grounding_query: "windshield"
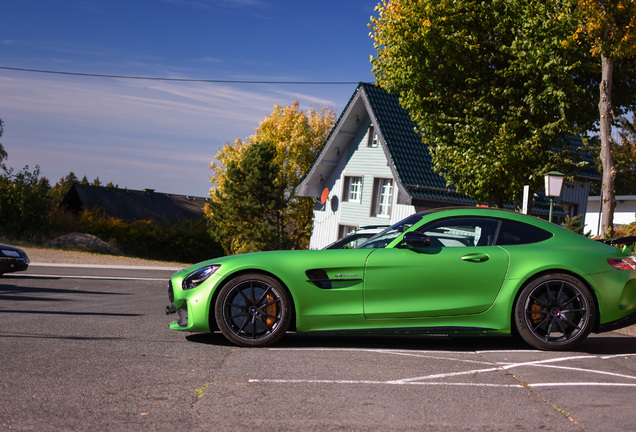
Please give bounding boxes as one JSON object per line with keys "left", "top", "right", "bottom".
{"left": 358, "top": 213, "right": 426, "bottom": 249}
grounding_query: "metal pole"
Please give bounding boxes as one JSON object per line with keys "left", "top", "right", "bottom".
{"left": 549, "top": 197, "right": 554, "bottom": 223}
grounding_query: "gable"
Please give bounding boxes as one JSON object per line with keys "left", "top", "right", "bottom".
{"left": 296, "top": 82, "right": 472, "bottom": 207}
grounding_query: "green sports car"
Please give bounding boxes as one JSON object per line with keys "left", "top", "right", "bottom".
{"left": 166, "top": 207, "right": 636, "bottom": 350}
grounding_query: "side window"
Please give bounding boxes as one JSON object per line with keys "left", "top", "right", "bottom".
{"left": 342, "top": 176, "right": 362, "bottom": 203}
{"left": 371, "top": 178, "right": 393, "bottom": 217}
{"left": 496, "top": 220, "right": 552, "bottom": 245}
{"left": 338, "top": 224, "right": 357, "bottom": 239}
{"left": 417, "top": 217, "right": 501, "bottom": 248}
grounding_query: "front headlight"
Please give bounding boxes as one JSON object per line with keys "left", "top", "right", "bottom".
{"left": 182, "top": 265, "right": 221, "bottom": 290}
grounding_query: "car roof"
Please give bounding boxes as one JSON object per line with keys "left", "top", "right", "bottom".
{"left": 0, "top": 243, "right": 23, "bottom": 251}
{"left": 412, "top": 206, "right": 575, "bottom": 235}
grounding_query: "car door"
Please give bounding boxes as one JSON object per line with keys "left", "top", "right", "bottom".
{"left": 363, "top": 217, "right": 510, "bottom": 319}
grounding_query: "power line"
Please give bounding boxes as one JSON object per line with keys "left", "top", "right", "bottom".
{"left": 0, "top": 66, "right": 359, "bottom": 85}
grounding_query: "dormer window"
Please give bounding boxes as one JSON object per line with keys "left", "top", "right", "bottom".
{"left": 367, "top": 125, "right": 379, "bottom": 148}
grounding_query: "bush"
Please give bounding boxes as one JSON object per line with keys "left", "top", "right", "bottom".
{"left": 77, "top": 208, "right": 222, "bottom": 263}
{"left": 614, "top": 221, "right": 636, "bottom": 238}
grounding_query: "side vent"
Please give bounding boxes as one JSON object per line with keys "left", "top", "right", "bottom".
{"left": 305, "top": 269, "right": 332, "bottom": 290}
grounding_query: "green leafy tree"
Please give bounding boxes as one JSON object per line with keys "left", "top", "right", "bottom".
{"left": 574, "top": 0, "right": 636, "bottom": 234}
{"left": 208, "top": 140, "right": 286, "bottom": 254}
{"left": 209, "top": 101, "right": 336, "bottom": 252}
{"left": 370, "top": 0, "right": 599, "bottom": 208}
{"left": 0, "top": 165, "right": 52, "bottom": 236}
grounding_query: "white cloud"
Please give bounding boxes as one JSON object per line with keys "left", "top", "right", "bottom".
{"left": 0, "top": 70, "right": 348, "bottom": 196}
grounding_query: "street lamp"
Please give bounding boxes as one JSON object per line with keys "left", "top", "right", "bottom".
{"left": 544, "top": 171, "right": 564, "bottom": 223}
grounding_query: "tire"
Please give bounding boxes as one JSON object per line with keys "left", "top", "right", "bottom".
{"left": 514, "top": 273, "right": 595, "bottom": 351}
{"left": 215, "top": 274, "right": 291, "bottom": 347}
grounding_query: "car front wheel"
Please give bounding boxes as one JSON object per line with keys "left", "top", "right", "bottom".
{"left": 514, "top": 273, "right": 595, "bottom": 351}
{"left": 215, "top": 274, "right": 291, "bottom": 347}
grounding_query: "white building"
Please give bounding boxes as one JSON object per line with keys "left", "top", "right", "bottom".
{"left": 585, "top": 195, "right": 636, "bottom": 236}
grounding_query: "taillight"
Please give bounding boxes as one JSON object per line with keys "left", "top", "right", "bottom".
{"left": 608, "top": 256, "right": 636, "bottom": 270}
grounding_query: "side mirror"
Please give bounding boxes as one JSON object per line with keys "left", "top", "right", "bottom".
{"left": 402, "top": 231, "right": 431, "bottom": 248}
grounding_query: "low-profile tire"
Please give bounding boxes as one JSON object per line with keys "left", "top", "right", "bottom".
{"left": 215, "top": 273, "right": 291, "bottom": 347}
{"left": 514, "top": 273, "right": 595, "bottom": 351}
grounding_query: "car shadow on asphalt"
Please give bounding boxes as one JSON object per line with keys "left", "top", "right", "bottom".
{"left": 0, "top": 282, "right": 129, "bottom": 303}
{"left": 579, "top": 333, "right": 636, "bottom": 354}
{"left": 185, "top": 331, "right": 636, "bottom": 353}
{"left": 189, "top": 332, "right": 529, "bottom": 350}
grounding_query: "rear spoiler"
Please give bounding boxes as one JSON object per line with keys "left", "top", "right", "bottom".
{"left": 599, "top": 236, "right": 636, "bottom": 253}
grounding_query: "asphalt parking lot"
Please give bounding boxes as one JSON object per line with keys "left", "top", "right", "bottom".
{"left": 2, "top": 260, "right": 636, "bottom": 431}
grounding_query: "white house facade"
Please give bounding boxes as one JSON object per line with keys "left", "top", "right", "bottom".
{"left": 306, "top": 119, "right": 417, "bottom": 249}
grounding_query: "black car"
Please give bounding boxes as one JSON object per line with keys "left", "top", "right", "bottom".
{"left": 0, "top": 244, "right": 29, "bottom": 275}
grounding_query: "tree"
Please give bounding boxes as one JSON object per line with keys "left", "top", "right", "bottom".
{"left": 369, "top": 0, "right": 599, "bottom": 208}
{"left": 0, "top": 119, "right": 7, "bottom": 163}
{"left": 574, "top": 0, "right": 636, "bottom": 234}
{"left": 0, "top": 164, "right": 52, "bottom": 236}
{"left": 207, "top": 140, "right": 285, "bottom": 254}
{"left": 208, "top": 101, "right": 336, "bottom": 253}
{"left": 254, "top": 101, "right": 336, "bottom": 246}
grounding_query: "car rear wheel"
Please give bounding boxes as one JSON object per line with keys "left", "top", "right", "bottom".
{"left": 215, "top": 274, "right": 291, "bottom": 347}
{"left": 514, "top": 273, "right": 595, "bottom": 351}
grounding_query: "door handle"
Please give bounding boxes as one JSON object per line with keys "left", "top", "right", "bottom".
{"left": 461, "top": 253, "right": 489, "bottom": 262}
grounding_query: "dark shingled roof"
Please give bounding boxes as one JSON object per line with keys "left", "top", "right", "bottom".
{"left": 61, "top": 184, "right": 207, "bottom": 222}
{"left": 361, "top": 82, "right": 475, "bottom": 205}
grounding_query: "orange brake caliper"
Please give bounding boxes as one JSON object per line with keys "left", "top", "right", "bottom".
{"left": 265, "top": 294, "right": 278, "bottom": 328}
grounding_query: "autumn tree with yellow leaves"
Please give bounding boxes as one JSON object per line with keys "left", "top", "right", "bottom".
{"left": 207, "top": 101, "right": 336, "bottom": 254}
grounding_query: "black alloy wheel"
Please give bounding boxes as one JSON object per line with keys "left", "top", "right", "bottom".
{"left": 215, "top": 274, "right": 291, "bottom": 347}
{"left": 514, "top": 273, "right": 595, "bottom": 351}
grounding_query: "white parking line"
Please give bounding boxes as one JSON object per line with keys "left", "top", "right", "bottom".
{"left": 248, "top": 378, "right": 522, "bottom": 388}
{"left": 524, "top": 363, "right": 636, "bottom": 381}
{"left": 249, "top": 348, "right": 636, "bottom": 390}
{"left": 529, "top": 382, "right": 636, "bottom": 387}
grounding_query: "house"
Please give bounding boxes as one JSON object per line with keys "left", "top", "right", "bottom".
{"left": 585, "top": 195, "right": 636, "bottom": 236}
{"left": 61, "top": 184, "right": 207, "bottom": 223}
{"left": 295, "top": 83, "right": 598, "bottom": 249}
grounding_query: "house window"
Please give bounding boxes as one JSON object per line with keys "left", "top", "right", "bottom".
{"left": 338, "top": 225, "right": 357, "bottom": 239}
{"left": 371, "top": 178, "right": 393, "bottom": 217}
{"left": 343, "top": 176, "right": 363, "bottom": 202}
{"left": 367, "top": 125, "right": 379, "bottom": 148}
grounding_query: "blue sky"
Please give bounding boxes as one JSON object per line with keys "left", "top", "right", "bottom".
{"left": 1, "top": 0, "right": 378, "bottom": 197}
